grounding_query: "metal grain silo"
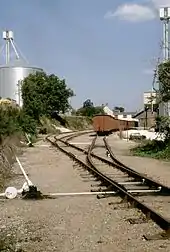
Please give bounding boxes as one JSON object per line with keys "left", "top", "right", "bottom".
{"left": 0, "top": 60, "right": 43, "bottom": 104}
{"left": 0, "top": 30, "right": 43, "bottom": 105}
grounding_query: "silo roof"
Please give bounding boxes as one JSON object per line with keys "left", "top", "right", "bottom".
{"left": 0, "top": 59, "right": 43, "bottom": 70}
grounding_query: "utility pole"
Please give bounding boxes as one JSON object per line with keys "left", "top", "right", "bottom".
{"left": 159, "top": 7, "right": 170, "bottom": 117}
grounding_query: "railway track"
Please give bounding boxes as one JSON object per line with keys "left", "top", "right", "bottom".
{"left": 46, "top": 132, "right": 170, "bottom": 239}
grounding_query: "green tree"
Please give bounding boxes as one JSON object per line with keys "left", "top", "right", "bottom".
{"left": 83, "top": 99, "right": 94, "bottom": 108}
{"left": 156, "top": 60, "right": 170, "bottom": 142}
{"left": 21, "top": 71, "right": 74, "bottom": 121}
{"left": 0, "top": 104, "right": 36, "bottom": 143}
{"left": 0, "top": 106, "right": 20, "bottom": 141}
{"left": 17, "top": 110, "right": 37, "bottom": 136}
{"left": 158, "top": 60, "right": 170, "bottom": 103}
{"left": 113, "top": 106, "right": 125, "bottom": 112}
{"left": 76, "top": 100, "right": 103, "bottom": 117}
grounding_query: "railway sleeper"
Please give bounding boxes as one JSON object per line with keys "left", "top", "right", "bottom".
{"left": 63, "top": 136, "right": 170, "bottom": 197}
{"left": 127, "top": 216, "right": 148, "bottom": 224}
{"left": 143, "top": 231, "right": 170, "bottom": 241}
{"left": 91, "top": 188, "right": 104, "bottom": 192}
{"left": 64, "top": 139, "right": 169, "bottom": 196}
{"left": 91, "top": 181, "right": 110, "bottom": 187}
{"left": 97, "top": 193, "right": 118, "bottom": 199}
{"left": 49, "top": 136, "right": 170, "bottom": 237}
{"left": 108, "top": 201, "right": 132, "bottom": 209}
{"left": 91, "top": 186, "right": 114, "bottom": 193}
{"left": 81, "top": 174, "right": 95, "bottom": 179}
{"left": 104, "top": 137, "right": 170, "bottom": 196}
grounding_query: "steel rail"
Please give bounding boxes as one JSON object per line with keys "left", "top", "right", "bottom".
{"left": 47, "top": 135, "right": 170, "bottom": 233}
{"left": 87, "top": 136, "right": 170, "bottom": 233}
{"left": 64, "top": 130, "right": 94, "bottom": 142}
{"left": 103, "top": 137, "right": 170, "bottom": 195}
{"left": 57, "top": 136, "right": 170, "bottom": 195}
{"left": 55, "top": 130, "right": 93, "bottom": 142}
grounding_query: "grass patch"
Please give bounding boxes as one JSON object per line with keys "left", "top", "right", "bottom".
{"left": 63, "top": 115, "right": 92, "bottom": 130}
{"left": 0, "top": 134, "right": 23, "bottom": 190}
{"left": 131, "top": 139, "right": 170, "bottom": 160}
{"left": 39, "top": 116, "right": 60, "bottom": 135}
{"left": 39, "top": 115, "right": 92, "bottom": 133}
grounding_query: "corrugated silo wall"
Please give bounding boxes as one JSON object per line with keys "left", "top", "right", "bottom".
{"left": 0, "top": 66, "right": 43, "bottom": 104}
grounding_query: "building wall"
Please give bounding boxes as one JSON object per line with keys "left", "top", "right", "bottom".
{"left": 135, "top": 110, "right": 156, "bottom": 128}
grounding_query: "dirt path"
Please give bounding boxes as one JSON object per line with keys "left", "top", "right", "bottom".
{"left": 0, "top": 135, "right": 170, "bottom": 251}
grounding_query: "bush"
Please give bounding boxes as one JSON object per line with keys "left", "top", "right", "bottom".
{"left": 0, "top": 104, "right": 37, "bottom": 143}
{"left": 63, "top": 116, "right": 92, "bottom": 130}
{"left": 131, "top": 139, "right": 170, "bottom": 160}
{"left": 0, "top": 104, "right": 37, "bottom": 190}
{"left": 76, "top": 106, "right": 103, "bottom": 117}
{"left": 17, "top": 110, "right": 37, "bottom": 136}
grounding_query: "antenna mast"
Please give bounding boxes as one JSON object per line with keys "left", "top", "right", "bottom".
{"left": 159, "top": 7, "right": 170, "bottom": 117}
{"left": 2, "top": 30, "right": 20, "bottom": 64}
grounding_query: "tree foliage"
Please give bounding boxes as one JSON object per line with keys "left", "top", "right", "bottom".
{"left": 155, "top": 116, "right": 170, "bottom": 142}
{"left": 83, "top": 99, "right": 94, "bottom": 108}
{"left": 21, "top": 71, "right": 74, "bottom": 121}
{"left": 158, "top": 61, "right": 170, "bottom": 102}
{"left": 0, "top": 71, "right": 74, "bottom": 144}
{"left": 0, "top": 104, "right": 36, "bottom": 143}
{"left": 113, "top": 106, "right": 125, "bottom": 112}
{"left": 76, "top": 99, "right": 103, "bottom": 117}
{"left": 76, "top": 106, "right": 103, "bottom": 117}
{"left": 157, "top": 60, "right": 170, "bottom": 142}
{"left": 0, "top": 105, "right": 19, "bottom": 139}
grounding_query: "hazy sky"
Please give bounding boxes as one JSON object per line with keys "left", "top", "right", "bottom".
{"left": 0, "top": 0, "right": 169, "bottom": 111}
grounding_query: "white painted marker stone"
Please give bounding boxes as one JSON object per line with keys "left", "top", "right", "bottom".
{"left": 5, "top": 187, "right": 18, "bottom": 199}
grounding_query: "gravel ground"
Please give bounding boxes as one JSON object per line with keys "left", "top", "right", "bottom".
{"left": 0, "top": 133, "right": 170, "bottom": 251}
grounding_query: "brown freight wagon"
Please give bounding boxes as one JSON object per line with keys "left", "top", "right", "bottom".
{"left": 92, "top": 115, "right": 118, "bottom": 135}
{"left": 92, "top": 115, "right": 137, "bottom": 136}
